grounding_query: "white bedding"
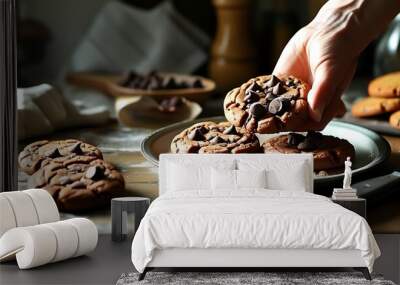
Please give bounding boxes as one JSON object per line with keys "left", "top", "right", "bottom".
{"left": 131, "top": 190, "right": 380, "bottom": 273}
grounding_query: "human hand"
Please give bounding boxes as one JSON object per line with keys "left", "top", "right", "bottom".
{"left": 273, "top": 0, "right": 400, "bottom": 130}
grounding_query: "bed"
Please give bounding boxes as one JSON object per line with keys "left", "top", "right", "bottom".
{"left": 131, "top": 154, "right": 380, "bottom": 280}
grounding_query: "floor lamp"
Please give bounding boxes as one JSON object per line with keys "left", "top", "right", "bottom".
{"left": 0, "top": 0, "right": 17, "bottom": 192}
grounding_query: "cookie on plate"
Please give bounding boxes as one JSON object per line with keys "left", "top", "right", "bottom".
{"left": 224, "top": 75, "right": 311, "bottom": 133}
{"left": 351, "top": 97, "right": 400, "bottom": 118}
{"left": 389, "top": 110, "right": 400, "bottom": 129}
{"left": 18, "top": 139, "right": 103, "bottom": 175}
{"left": 171, "top": 121, "right": 261, "bottom": 154}
{"left": 262, "top": 131, "right": 355, "bottom": 172}
{"left": 368, "top": 72, "right": 400, "bottom": 98}
{"left": 28, "top": 155, "right": 125, "bottom": 212}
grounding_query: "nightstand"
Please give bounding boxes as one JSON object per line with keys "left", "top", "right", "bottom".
{"left": 331, "top": 198, "right": 367, "bottom": 219}
{"left": 111, "top": 197, "right": 150, "bottom": 242}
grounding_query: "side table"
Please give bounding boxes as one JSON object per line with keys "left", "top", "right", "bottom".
{"left": 111, "top": 197, "right": 150, "bottom": 242}
{"left": 331, "top": 198, "right": 367, "bottom": 219}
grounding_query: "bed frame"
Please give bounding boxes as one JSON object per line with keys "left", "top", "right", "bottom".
{"left": 138, "top": 154, "right": 372, "bottom": 281}
{"left": 139, "top": 248, "right": 371, "bottom": 280}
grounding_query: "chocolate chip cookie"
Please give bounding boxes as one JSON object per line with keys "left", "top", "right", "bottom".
{"left": 28, "top": 155, "right": 125, "bottom": 212}
{"left": 389, "top": 110, "right": 400, "bottom": 129}
{"left": 171, "top": 121, "right": 261, "bottom": 154}
{"left": 18, "top": 139, "right": 103, "bottom": 175}
{"left": 351, "top": 97, "right": 400, "bottom": 118}
{"left": 263, "top": 132, "right": 355, "bottom": 172}
{"left": 368, "top": 71, "right": 400, "bottom": 98}
{"left": 224, "top": 75, "right": 310, "bottom": 133}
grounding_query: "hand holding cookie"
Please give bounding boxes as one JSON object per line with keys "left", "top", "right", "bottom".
{"left": 224, "top": 75, "right": 312, "bottom": 133}
{"left": 274, "top": 0, "right": 400, "bottom": 129}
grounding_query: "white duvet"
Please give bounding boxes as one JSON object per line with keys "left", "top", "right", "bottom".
{"left": 131, "top": 190, "right": 380, "bottom": 273}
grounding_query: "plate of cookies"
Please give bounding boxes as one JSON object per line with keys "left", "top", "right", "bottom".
{"left": 141, "top": 74, "right": 390, "bottom": 186}
{"left": 66, "top": 70, "right": 216, "bottom": 102}
{"left": 349, "top": 71, "right": 400, "bottom": 135}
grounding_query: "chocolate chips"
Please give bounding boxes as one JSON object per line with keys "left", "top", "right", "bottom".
{"left": 286, "top": 132, "right": 322, "bottom": 151}
{"left": 247, "top": 81, "right": 262, "bottom": 93}
{"left": 164, "top": 77, "right": 178, "bottom": 89}
{"left": 209, "top": 136, "right": 225, "bottom": 144}
{"left": 265, "top": 92, "right": 275, "bottom": 101}
{"left": 287, "top": 133, "right": 305, "bottom": 146}
{"left": 285, "top": 77, "right": 299, "bottom": 87}
{"left": 244, "top": 75, "right": 301, "bottom": 121}
{"left": 69, "top": 142, "right": 83, "bottom": 155}
{"left": 307, "top": 130, "right": 323, "bottom": 140}
{"left": 268, "top": 98, "right": 283, "bottom": 115}
{"left": 264, "top": 75, "right": 279, "bottom": 88}
{"left": 249, "top": 102, "right": 267, "bottom": 119}
{"left": 45, "top": 148, "right": 61, "bottom": 159}
{"left": 244, "top": 91, "right": 260, "bottom": 104}
{"left": 85, "top": 165, "right": 105, "bottom": 180}
{"left": 193, "top": 79, "right": 203, "bottom": 88}
{"left": 272, "top": 82, "right": 284, "bottom": 95}
{"left": 245, "top": 81, "right": 264, "bottom": 104}
{"left": 223, "top": 125, "right": 237, "bottom": 135}
{"left": 120, "top": 70, "right": 204, "bottom": 90}
{"left": 297, "top": 138, "right": 317, "bottom": 151}
{"left": 188, "top": 128, "right": 205, "bottom": 141}
{"left": 158, "top": 97, "right": 183, "bottom": 113}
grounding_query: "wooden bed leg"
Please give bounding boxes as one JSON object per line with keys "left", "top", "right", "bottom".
{"left": 138, "top": 268, "right": 148, "bottom": 281}
{"left": 354, "top": 267, "right": 371, "bottom": 280}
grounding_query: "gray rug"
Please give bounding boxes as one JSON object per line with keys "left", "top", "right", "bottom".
{"left": 117, "top": 272, "right": 395, "bottom": 285}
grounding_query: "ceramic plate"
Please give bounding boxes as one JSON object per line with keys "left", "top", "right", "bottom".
{"left": 141, "top": 116, "right": 390, "bottom": 184}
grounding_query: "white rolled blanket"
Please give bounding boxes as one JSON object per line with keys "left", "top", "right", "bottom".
{"left": 0, "top": 189, "right": 59, "bottom": 237}
{"left": 0, "top": 218, "right": 98, "bottom": 269}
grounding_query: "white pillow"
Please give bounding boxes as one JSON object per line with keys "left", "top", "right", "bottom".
{"left": 211, "top": 169, "right": 267, "bottom": 191}
{"left": 167, "top": 160, "right": 235, "bottom": 192}
{"left": 211, "top": 168, "right": 236, "bottom": 190}
{"left": 266, "top": 161, "right": 308, "bottom": 192}
{"left": 237, "top": 157, "right": 311, "bottom": 192}
{"left": 236, "top": 169, "right": 267, "bottom": 189}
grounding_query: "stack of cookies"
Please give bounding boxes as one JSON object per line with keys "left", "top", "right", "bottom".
{"left": 18, "top": 139, "right": 125, "bottom": 212}
{"left": 171, "top": 74, "right": 355, "bottom": 175}
{"left": 351, "top": 71, "right": 400, "bottom": 129}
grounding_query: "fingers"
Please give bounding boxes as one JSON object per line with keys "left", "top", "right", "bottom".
{"left": 306, "top": 98, "right": 346, "bottom": 131}
{"left": 308, "top": 59, "right": 357, "bottom": 122}
{"left": 273, "top": 28, "right": 310, "bottom": 81}
{"left": 307, "top": 63, "right": 337, "bottom": 122}
{"left": 335, "top": 99, "right": 346, "bottom": 117}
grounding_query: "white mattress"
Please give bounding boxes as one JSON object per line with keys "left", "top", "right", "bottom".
{"left": 131, "top": 190, "right": 380, "bottom": 273}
